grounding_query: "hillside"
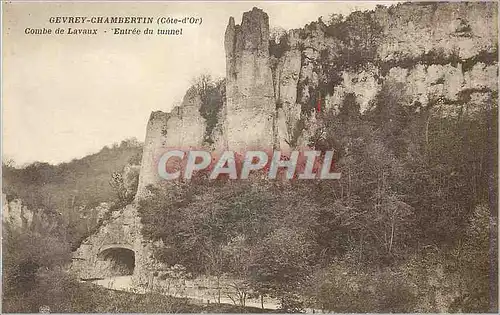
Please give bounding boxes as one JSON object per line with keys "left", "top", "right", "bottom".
{"left": 2, "top": 2, "right": 498, "bottom": 313}
{"left": 2, "top": 138, "right": 142, "bottom": 248}
{"left": 3, "top": 138, "right": 142, "bottom": 211}
{"left": 131, "top": 3, "right": 498, "bottom": 312}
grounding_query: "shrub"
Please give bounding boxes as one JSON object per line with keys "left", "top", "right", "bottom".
{"left": 194, "top": 75, "right": 225, "bottom": 145}
{"left": 269, "top": 32, "right": 291, "bottom": 59}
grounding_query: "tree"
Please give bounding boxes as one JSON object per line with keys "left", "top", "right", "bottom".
{"left": 248, "top": 227, "right": 312, "bottom": 312}
{"left": 3, "top": 209, "right": 72, "bottom": 312}
{"left": 109, "top": 171, "right": 127, "bottom": 202}
{"left": 191, "top": 74, "right": 225, "bottom": 144}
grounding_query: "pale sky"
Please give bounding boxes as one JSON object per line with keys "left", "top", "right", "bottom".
{"left": 3, "top": 1, "right": 395, "bottom": 166}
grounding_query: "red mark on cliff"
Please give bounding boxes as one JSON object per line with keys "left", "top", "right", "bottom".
{"left": 317, "top": 96, "right": 321, "bottom": 112}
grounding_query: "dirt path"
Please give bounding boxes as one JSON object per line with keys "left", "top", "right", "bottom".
{"left": 90, "top": 276, "right": 280, "bottom": 310}
{"left": 91, "top": 276, "right": 134, "bottom": 291}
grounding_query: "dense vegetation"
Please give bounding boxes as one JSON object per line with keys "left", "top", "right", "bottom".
{"left": 2, "top": 139, "right": 144, "bottom": 312}
{"left": 138, "top": 79, "right": 497, "bottom": 312}
{"left": 194, "top": 74, "right": 225, "bottom": 145}
{"left": 3, "top": 139, "right": 142, "bottom": 247}
{"left": 4, "top": 256, "right": 268, "bottom": 313}
{"left": 3, "top": 3, "right": 498, "bottom": 313}
{"left": 2, "top": 194, "right": 271, "bottom": 313}
{"left": 3, "top": 138, "right": 142, "bottom": 210}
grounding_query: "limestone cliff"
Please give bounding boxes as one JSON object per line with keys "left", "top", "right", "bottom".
{"left": 136, "top": 87, "right": 207, "bottom": 197}
{"left": 136, "top": 8, "right": 278, "bottom": 197}
{"left": 1, "top": 193, "right": 70, "bottom": 233}
{"left": 136, "top": 2, "right": 498, "bottom": 197}
{"left": 224, "top": 7, "right": 276, "bottom": 151}
{"left": 70, "top": 2, "right": 498, "bottom": 294}
{"left": 272, "top": 2, "right": 497, "bottom": 145}
{"left": 2, "top": 193, "right": 34, "bottom": 230}
{"left": 70, "top": 204, "right": 163, "bottom": 286}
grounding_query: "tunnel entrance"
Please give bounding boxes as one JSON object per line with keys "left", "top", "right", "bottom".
{"left": 97, "top": 247, "right": 135, "bottom": 276}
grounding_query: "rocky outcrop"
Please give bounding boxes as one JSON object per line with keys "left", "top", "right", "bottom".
{"left": 375, "top": 2, "right": 497, "bottom": 60}
{"left": 2, "top": 193, "right": 65, "bottom": 232}
{"left": 271, "top": 2, "right": 497, "bottom": 145}
{"left": 136, "top": 7, "right": 280, "bottom": 195}
{"left": 135, "top": 88, "right": 207, "bottom": 198}
{"left": 136, "top": 111, "right": 169, "bottom": 199}
{"left": 273, "top": 47, "right": 302, "bottom": 150}
{"left": 123, "top": 164, "right": 141, "bottom": 200}
{"left": 224, "top": 8, "right": 276, "bottom": 151}
{"left": 70, "top": 204, "right": 166, "bottom": 287}
{"left": 2, "top": 194, "right": 33, "bottom": 229}
{"left": 134, "top": 2, "right": 497, "bottom": 197}
{"left": 323, "top": 61, "right": 497, "bottom": 114}
{"left": 72, "top": 2, "right": 498, "bottom": 294}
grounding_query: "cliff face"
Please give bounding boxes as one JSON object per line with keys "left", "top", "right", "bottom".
{"left": 2, "top": 193, "right": 69, "bottom": 232}
{"left": 136, "top": 8, "right": 279, "bottom": 197}
{"left": 3, "top": 194, "right": 34, "bottom": 229}
{"left": 136, "top": 88, "right": 207, "bottom": 197}
{"left": 272, "top": 2, "right": 497, "bottom": 145}
{"left": 70, "top": 2, "right": 498, "bottom": 294}
{"left": 224, "top": 8, "right": 276, "bottom": 151}
{"left": 136, "top": 2, "right": 498, "bottom": 197}
{"left": 375, "top": 2, "right": 497, "bottom": 60}
{"left": 70, "top": 204, "right": 163, "bottom": 286}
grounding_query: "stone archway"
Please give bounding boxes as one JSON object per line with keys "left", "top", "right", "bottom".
{"left": 97, "top": 247, "right": 135, "bottom": 276}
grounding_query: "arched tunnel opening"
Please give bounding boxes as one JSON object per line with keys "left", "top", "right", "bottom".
{"left": 97, "top": 247, "right": 135, "bottom": 276}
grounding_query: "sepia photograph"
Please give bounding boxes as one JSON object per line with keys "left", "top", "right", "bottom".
{"left": 2, "top": 0, "right": 498, "bottom": 313}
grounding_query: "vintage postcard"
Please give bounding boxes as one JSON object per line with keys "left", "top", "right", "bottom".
{"left": 2, "top": 0, "right": 498, "bottom": 313}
